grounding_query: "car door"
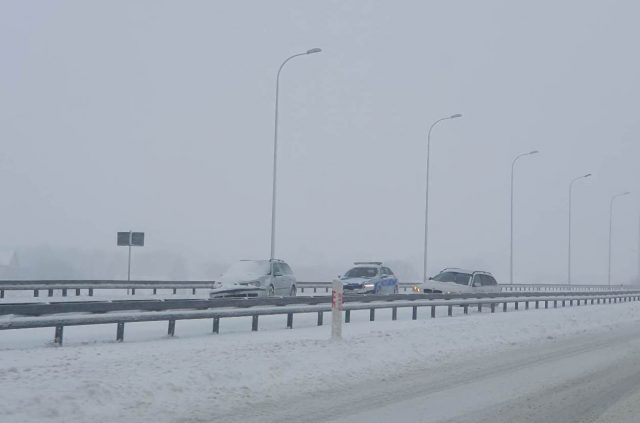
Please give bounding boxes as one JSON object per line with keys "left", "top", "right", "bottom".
{"left": 271, "top": 262, "right": 285, "bottom": 294}
{"left": 382, "top": 267, "right": 398, "bottom": 294}
{"left": 280, "top": 262, "right": 295, "bottom": 295}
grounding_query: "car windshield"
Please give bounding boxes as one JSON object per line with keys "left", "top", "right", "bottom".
{"left": 432, "top": 271, "right": 472, "bottom": 285}
{"left": 344, "top": 267, "right": 378, "bottom": 278}
{"left": 219, "top": 260, "right": 270, "bottom": 283}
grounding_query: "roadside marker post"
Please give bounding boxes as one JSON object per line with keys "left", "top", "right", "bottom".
{"left": 331, "top": 278, "right": 343, "bottom": 340}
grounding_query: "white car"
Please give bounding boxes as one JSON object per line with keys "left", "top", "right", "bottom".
{"left": 412, "top": 268, "right": 500, "bottom": 294}
{"left": 209, "top": 259, "right": 297, "bottom": 298}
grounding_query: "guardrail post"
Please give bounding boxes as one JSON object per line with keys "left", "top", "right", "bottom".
{"left": 0, "top": 290, "right": 3, "bottom": 299}
{"left": 503, "top": 302, "right": 507, "bottom": 312}
{"left": 591, "top": 299, "right": 594, "bottom": 305}
{"left": 535, "top": 300, "right": 539, "bottom": 309}
{"left": 34, "top": 289, "right": 39, "bottom": 297}
{"left": 317, "top": 311, "right": 323, "bottom": 326}
{"left": 431, "top": 305, "right": 436, "bottom": 318}
{"left": 412, "top": 306, "right": 418, "bottom": 320}
{"left": 477, "top": 304, "right": 482, "bottom": 312}
{"left": 251, "top": 315, "right": 258, "bottom": 331}
{"left": 173, "top": 288, "right": 177, "bottom": 295}
{"left": 75, "top": 289, "right": 80, "bottom": 296}
{"left": 463, "top": 305, "right": 468, "bottom": 315}
{"left": 153, "top": 288, "right": 157, "bottom": 295}
{"left": 168, "top": 320, "right": 176, "bottom": 336}
{"left": 325, "top": 287, "right": 328, "bottom": 293}
{"left": 54, "top": 325, "right": 64, "bottom": 346}
{"left": 392, "top": 307, "right": 397, "bottom": 321}
{"left": 562, "top": 300, "right": 566, "bottom": 307}
{"left": 525, "top": 301, "right": 529, "bottom": 310}
{"left": 131, "top": 289, "right": 136, "bottom": 295}
{"left": 345, "top": 310, "right": 351, "bottom": 323}
{"left": 212, "top": 317, "right": 220, "bottom": 334}
{"left": 48, "top": 289, "right": 53, "bottom": 297}
{"left": 369, "top": 309, "right": 375, "bottom": 322}
{"left": 448, "top": 305, "right": 453, "bottom": 316}
{"left": 287, "top": 312, "right": 293, "bottom": 329}
{"left": 515, "top": 302, "right": 519, "bottom": 310}
{"left": 313, "top": 287, "right": 317, "bottom": 294}
{"left": 569, "top": 299, "right": 573, "bottom": 306}
{"left": 116, "top": 322, "right": 125, "bottom": 342}
{"left": 491, "top": 303, "right": 496, "bottom": 313}
{"left": 192, "top": 288, "right": 196, "bottom": 295}
{"left": 89, "top": 288, "right": 93, "bottom": 296}
{"left": 62, "top": 288, "right": 67, "bottom": 297}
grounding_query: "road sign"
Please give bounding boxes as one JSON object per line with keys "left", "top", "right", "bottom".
{"left": 117, "top": 232, "right": 144, "bottom": 246}
{"left": 117, "top": 231, "right": 145, "bottom": 284}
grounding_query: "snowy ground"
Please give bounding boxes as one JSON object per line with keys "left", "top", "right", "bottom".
{"left": 2, "top": 301, "right": 640, "bottom": 422}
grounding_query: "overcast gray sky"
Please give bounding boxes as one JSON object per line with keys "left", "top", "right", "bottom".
{"left": 1, "top": 0, "right": 639, "bottom": 283}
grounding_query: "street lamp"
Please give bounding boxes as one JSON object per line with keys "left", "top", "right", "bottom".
{"left": 423, "top": 113, "right": 463, "bottom": 283}
{"left": 608, "top": 191, "right": 631, "bottom": 286}
{"left": 270, "top": 48, "right": 322, "bottom": 261}
{"left": 567, "top": 173, "right": 591, "bottom": 284}
{"left": 509, "top": 150, "right": 539, "bottom": 284}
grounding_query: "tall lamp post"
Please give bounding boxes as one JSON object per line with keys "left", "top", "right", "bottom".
{"left": 509, "top": 150, "right": 539, "bottom": 284}
{"left": 567, "top": 173, "right": 591, "bottom": 284}
{"left": 270, "top": 48, "right": 322, "bottom": 261}
{"left": 608, "top": 191, "right": 630, "bottom": 286}
{"left": 423, "top": 114, "right": 462, "bottom": 283}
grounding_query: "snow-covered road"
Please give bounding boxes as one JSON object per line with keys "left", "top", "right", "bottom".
{"left": 2, "top": 301, "right": 640, "bottom": 422}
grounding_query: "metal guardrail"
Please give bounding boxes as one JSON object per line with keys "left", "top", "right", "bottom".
{"left": 2, "top": 290, "right": 639, "bottom": 316}
{"left": 0, "top": 280, "right": 215, "bottom": 298}
{"left": 2, "top": 290, "right": 639, "bottom": 345}
{"left": 0, "top": 279, "right": 628, "bottom": 299}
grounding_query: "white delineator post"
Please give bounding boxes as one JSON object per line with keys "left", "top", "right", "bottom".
{"left": 331, "top": 278, "right": 343, "bottom": 340}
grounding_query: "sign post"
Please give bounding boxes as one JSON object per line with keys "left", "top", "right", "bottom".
{"left": 331, "top": 278, "right": 343, "bottom": 340}
{"left": 117, "top": 231, "right": 144, "bottom": 288}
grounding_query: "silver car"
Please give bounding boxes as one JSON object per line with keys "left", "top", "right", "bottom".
{"left": 209, "top": 259, "right": 297, "bottom": 298}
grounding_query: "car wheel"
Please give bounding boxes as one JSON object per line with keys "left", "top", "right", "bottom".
{"left": 267, "top": 285, "right": 275, "bottom": 297}
{"left": 289, "top": 285, "right": 297, "bottom": 297}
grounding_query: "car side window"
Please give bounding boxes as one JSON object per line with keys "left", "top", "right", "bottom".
{"left": 472, "top": 275, "right": 483, "bottom": 287}
{"left": 280, "top": 263, "right": 293, "bottom": 275}
{"left": 381, "top": 267, "right": 391, "bottom": 276}
{"left": 272, "top": 263, "right": 283, "bottom": 275}
{"left": 383, "top": 267, "right": 395, "bottom": 276}
{"left": 485, "top": 275, "right": 497, "bottom": 286}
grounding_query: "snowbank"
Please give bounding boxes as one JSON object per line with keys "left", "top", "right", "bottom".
{"left": 1, "top": 302, "right": 640, "bottom": 422}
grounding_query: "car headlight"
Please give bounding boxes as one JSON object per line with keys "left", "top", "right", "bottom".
{"left": 363, "top": 283, "right": 375, "bottom": 289}
{"left": 249, "top": 280, "right": 262, "bottom": 287}
{"left": 412, "top": 285, "right": 422, "bottom": 293}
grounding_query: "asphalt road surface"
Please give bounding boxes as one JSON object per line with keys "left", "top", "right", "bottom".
{"left": 225, "top": 323, "right": 640, "bottom": 423}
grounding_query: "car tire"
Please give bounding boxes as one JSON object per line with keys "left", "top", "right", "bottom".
{"left": 267, "top": 285, "right": 275, "bottom": 297}
{"left": 289, "top": 285, "right": 296, "bottom": 297}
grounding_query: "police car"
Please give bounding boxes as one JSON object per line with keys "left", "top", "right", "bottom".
{"left": 339, "top": 262, "right": 399, "bottom": 295}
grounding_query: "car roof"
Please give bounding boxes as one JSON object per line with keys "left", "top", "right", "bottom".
{"left": 440, "top": 268, "right": 493, "bottom": 276}
{"left": 239, "top": 259, "right": 287, "bottom": 263}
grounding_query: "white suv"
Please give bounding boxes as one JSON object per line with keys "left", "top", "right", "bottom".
{"left": 210, "top": 259, "right": 297, "bottom": 298}
{"left": 413, "top": 268, "right": 500, "bottom": 294}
